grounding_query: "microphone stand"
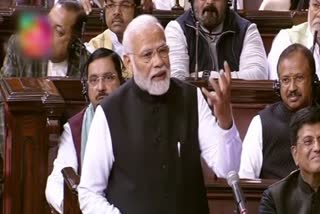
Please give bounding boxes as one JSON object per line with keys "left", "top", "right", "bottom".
{"left": 195, "top": 21, "right": 199, "bottom": 80}
{"left": 171, "top": 0, "right": 184, "bottom": 11}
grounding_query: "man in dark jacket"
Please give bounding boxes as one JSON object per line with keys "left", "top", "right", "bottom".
{"left": 259, "top": 106, "right": 320, "bottom": 214}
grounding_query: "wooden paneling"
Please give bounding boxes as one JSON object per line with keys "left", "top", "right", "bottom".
{"left": 0, "top": 78, "right": 65, "bottom": 214}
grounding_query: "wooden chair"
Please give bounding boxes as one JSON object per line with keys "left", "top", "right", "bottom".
{"left": 62, "top": 167, "right": 81, "bottom": 214}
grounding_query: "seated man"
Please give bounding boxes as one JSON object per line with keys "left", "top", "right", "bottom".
{"left": 1, "top": 0, "right": 87, "bottom": 77}
{"left": 45, "top": 48, "right": 124, "bottom": 213}
{"left": 84, "top": 0, "right": 141, "bottom": 79}
{"left": 268, "top": 0, "right": 319, "bottom": 80}
{"left": 259, "top": 106, "right": 320, "bottom": 214}
{"left": 165, "top": 0, "right": 268, "bottom": 80}
{"left": 85, "top": 0, "right": 140, "bottom": 57}
{"left": 239, "top": 44, "right": 319, "bottom": 179}
{"left": 78, "top": 15, "right": 241, "bottom": 214}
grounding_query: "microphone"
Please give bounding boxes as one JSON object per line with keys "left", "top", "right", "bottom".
{"left": 227, "top": 171, "right": 247, "bottom": 214}
{"left": 195, "top": 21, "right": 199, "bottom": 80}
{"left": 311, "top": 30, "right": 318, "bottom": 55}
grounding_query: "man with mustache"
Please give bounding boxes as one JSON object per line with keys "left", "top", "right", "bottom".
{"left": 268, "top": 0, "right": 320, "bottom": 80}
{"left": 46, "top": 48, "right": 123, "bottom": 213}
{"left": 239, "top": 44, "right": 319, "bottom": 179}
{"left": 259, "top": 106, "right": 320, "bottom": 214}
{"left": 85, "top": 0, "right": 140, "bottom": 79}
{"left": 78, "top": 15, "right": 242, "bottom": 214}
{"left": 165, "top": 0, "right": 268, "bottom": 80}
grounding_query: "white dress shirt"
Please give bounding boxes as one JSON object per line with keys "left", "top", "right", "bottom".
{"left": 47, "top": 60, "right": 68, "bottom": 77}
{"left": 78, "top": 88, "right": 242, "bottom": 214}
{"left": 45, "top": 123, "right": 78, "bottom": 213}
{"left": 165, "top": 21, "right": 268, "bottom": 80}
{"left": 239, "top": 115, "right": 263, "bottom": 179}
{"left": 268, "top": 25, "right": 320, "bottom": 80}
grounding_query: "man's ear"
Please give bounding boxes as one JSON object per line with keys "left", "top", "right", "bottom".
{"left": 123, "top": 54, "right": 133, "bottom": 73}
{"left": 291, "top": 145, "right": 299, "bottom": 167}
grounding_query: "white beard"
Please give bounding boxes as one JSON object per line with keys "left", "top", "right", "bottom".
{"left": 132, "top": 62, "right": 170, "bottom": 95}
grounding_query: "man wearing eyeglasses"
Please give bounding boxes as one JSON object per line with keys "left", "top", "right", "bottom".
{"left": 78, "top": 15, "right": 242, "bottom": 214}
{"left": 239, "top": 43, "right": 319, "bottom": 180}
{"left": 45, "top": 48, "right": 123, "bottom": 214}
{"left": 83, "top": 0, "right": 140, "bottom": 79}
{"left": 85, "top": 0, "right": 139, "bottom": 56}
{"left": 259, "top": 106, "right": 320, "bottom": 214}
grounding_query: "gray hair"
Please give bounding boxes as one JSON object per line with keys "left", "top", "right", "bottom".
{"left": 123, "top": 14, "right": 164, "bottom": 53}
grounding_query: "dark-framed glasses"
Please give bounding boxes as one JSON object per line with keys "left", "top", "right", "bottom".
{"left": 88, "top": 73, "right": 118, "bottom": 86}
{"left": 105, "top": 1, "right": 135, "bottom": 11}
{"left": 128, "top": 45, "right": 170, "bottom": 64}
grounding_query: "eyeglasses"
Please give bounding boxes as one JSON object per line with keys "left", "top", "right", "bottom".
{"left": 279, "top": 75, "right": 307, "bottom": 87}
{"left": 105, "top": 1, "right": 135, "bottom": 11}
{"left": 88, "top": 73, "right": 118, "bottom": 86}
{"left": 297, "top": 137, "right": 320, "bottom": 148}
{"left": 128, "top": 45, "right": 170, "bottom": 63}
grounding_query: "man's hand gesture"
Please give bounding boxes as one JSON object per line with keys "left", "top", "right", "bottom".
{"left": 202, "top": 61, "right": 233, "bottom": 130}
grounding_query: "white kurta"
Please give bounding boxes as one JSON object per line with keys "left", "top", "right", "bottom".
{"left": 239, "top": 115, "right": 263, "bottom": 179}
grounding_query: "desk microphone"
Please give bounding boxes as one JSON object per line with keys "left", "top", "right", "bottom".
{"left": 311, "top": 30, "right": 318, "bottom": 55}
{"left": 227, "top": 171, "right": 248, "bottom": 214}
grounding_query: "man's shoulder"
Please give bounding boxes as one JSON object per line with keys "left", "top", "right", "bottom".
{"left": 283, "top": 22, "right": 309, "bottom": 44}
{"left": 286, "top": 22, "right": 309, "bottom": 34}
{"left": 268, "top": 170, "right": 300, "bottom": 194}
{"left": 87, "top": 29, "right": 113, "bottom": 51}
{"left": 175, "top": 9, "right": 194, "bottom": 27}
{"left": 68, "top": 108, "right": 87, "bottom": 124}
{"left": 259, "top": 101, "right": 282, "bottom": 115}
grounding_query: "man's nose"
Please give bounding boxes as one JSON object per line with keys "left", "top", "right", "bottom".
{"left": 288, "top": 79, "right": 297, "bottom": 91}
{"left": 314, "top": 138, "right": 320, "bottom": 151}
{"left": 97, "top": 79, "right": 107, "bottom": 91}
{"left": 151, "top": 51, "right": 166, "bottom": 66}
{"left": 113, "top": 5, "right": 121, "bottom": 14}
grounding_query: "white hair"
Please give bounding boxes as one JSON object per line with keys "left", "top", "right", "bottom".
{"left": 123, "top": 14, "right": 164, "bottom": 53}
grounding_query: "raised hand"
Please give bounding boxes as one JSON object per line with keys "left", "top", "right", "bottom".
{"left": 201, "top": 61, "right": 233, "bottom": 130}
